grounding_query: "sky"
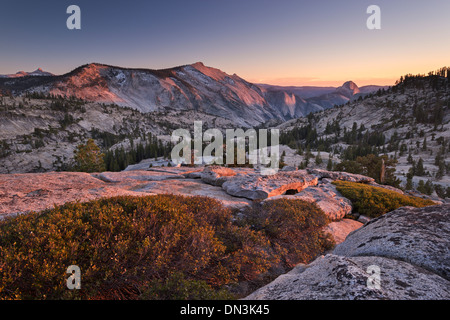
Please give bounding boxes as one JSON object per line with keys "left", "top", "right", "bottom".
{"left": 0, "top": 0, "right": 449, "bottom": 86}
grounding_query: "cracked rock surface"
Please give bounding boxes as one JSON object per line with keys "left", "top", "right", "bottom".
{"left": 245, "top": 204, "right": 450, "bottom": 300}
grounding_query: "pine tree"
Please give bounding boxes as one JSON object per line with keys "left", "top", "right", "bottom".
{"left": 415, "top": 158, "right": 425, "bottom": 176}
{"left": 73, "top": 139, "right": 106, "bottom": 173}
{"left": 417, "top": 180, "right": 426, "bottom": 194}
{"left": 315, "top": 151, "right": 323, "bottom": 165}
{"left": 436, "top": 161, "right": 445, "bottom": 180}
{"left": 327, "top": 154, "right": 333, "bottom": 171}
{"left": 407, "top": 153, "right": 413, "bottom": 164}
{"left": 405, "top": 177, "right": 413, "bottom": 190}
{"left": 424, "top": 180, "right": 434, "bottom": 195}
{"left": 434, "top": 184, "right": 445, "bottom": 199}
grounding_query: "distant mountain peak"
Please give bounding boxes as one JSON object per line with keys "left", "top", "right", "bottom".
{"left": 189, "top": 61, "right": 229, "bottom": 82}
{"left": 0, "top": 68, "right": 54, "bottom": 78}
{"left": 342, "top": 80, "right": 358, "bottom": 89}
{"left": 337, "top": 81, "right": 360, "bottom": 96}
{"left": 191, "top": 61, "right": 205, "bottom": 67}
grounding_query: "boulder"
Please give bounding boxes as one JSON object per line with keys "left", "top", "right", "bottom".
{"left": 183, "top": 171, "right": 203, "bottom": 179}
{"left": 244, "top": 254, "right": 450, "bottom": 300}
{"left": 200, "top": 166, "right": 237, "bottom": 186}
{"left": 222, "top": 170, "right": 318, "bottom": 200}
{"left": 293, "top": 183, "right": 353, "bottom": 220}
{"left": 307, "top": 168, "right": 375, "bottom": 183}
{"left": 263, "top": 183, "right": 352, "bottom": 221}
{"left": 334, "top": 204, "right": 450, "bottom": 280}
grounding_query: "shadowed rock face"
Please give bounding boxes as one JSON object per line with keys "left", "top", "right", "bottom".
{"left": 244, "top": 204, "right": 450, "bottom": 300}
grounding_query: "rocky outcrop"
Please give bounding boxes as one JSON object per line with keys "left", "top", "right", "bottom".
{"left": 200, "top": 166, "right": 237, "bottom": 186}
{"left": 263, "top": 183, "right": 353, "bottom": 221}
{"left": 293, "top": 183, "right": 353, "bottom": 220}
{"left": 1, "top": 166, "right": 359, "bottom": 218}
{"left": 244, "top": 254, "right": 450, "bottom": 300}
{"left": 0, "top": 171, "right": 149, "bottom": 219}
{"left": 222, "top": 170, "right": 318, "bottom": 200}
{"left": 132, "top": 178, "right": 252, "bottom": 210}
{"left": 245, "top": 204, "right": 450, "bottom": 300}
{"left": 307, "top": 168, "right": 375, "bottom": 183}
{"left": 0, "top": 169, "right": 253, "bottom": 219}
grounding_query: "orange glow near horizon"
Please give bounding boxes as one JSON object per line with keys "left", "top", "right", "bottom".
{"left": 239, "top": 60, "right": 450, "bottom": 87}
{"left": 245, "top": 76, "right": 397, "bottom": 87}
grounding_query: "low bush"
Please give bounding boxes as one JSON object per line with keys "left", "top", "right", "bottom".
{"left": 240, "top": 199, "right": 335, "bottom": 268}
{"left": 333, "top": 181, "right": 435, "bottom": 218}
{"left": 0, "top": 195, "right": 333, "bottom": 300}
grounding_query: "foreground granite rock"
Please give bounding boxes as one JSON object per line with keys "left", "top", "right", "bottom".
{"left": 244, "top": 204, "right": 450, "bottom": 300}
{"left": 263, "top": 184, "right": 353, "bottom": 221}
{"left": 0, "top": 171, "right": 149, "bottom": 218}
{"left": 222, "top": 170, "right": 318, "bottom": 200}
{"left": 334, "top": 204, "right": 450, "bottom": 280}
{"left": 0, "top": 169, "right": 252, "bottom": 219}
{"left": 244, "top": 254, "right": 450, "bottom": 300}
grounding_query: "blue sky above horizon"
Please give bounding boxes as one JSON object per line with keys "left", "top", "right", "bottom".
{"left": 1, "top": 0, "right": 449, "bottom": 86}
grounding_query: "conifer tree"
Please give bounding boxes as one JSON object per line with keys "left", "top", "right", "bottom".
{"left": 327, "top": 154, "right": 333, "bottom": 171}
{"left": 74, "top": 139, "right": 106, "bottom": 173}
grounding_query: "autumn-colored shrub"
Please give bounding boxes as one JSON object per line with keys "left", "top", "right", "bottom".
{"left": 0, "top": 195, "right": 273, "bottom": 300}
{"left": 333, "top": 181, "right": 435, "bottom": 218}
{"left": 240, "top": 199, "right": 335, "bottom": 269}
{"left": 0, "top": 195, "right": 336, "bottom": 300}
